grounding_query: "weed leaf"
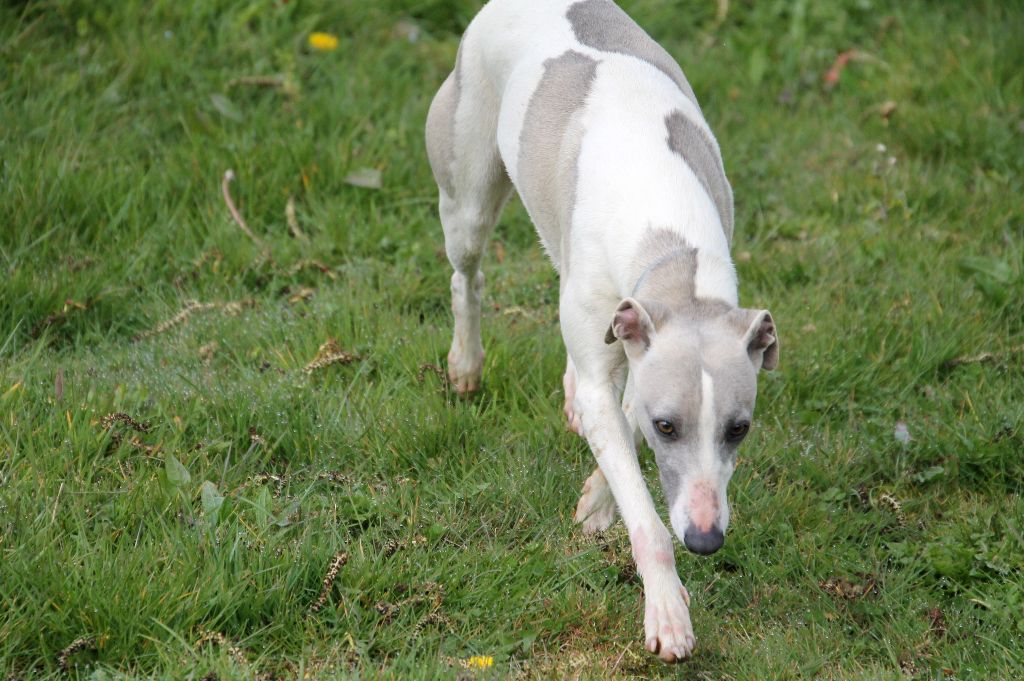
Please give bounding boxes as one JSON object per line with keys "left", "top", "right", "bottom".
{"left": 164, "top": 453, "right": 191, "bottom": 488}
{"left": 201, "top": 481, "right": 224, "bottom": 523}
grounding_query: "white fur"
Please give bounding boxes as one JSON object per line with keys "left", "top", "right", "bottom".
{"left": 431, "top": 0, "right": 746, "bottom": 662}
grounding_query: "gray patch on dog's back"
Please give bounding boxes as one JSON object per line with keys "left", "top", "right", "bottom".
{"left": 425, "top": 45, "right": 462, "bottom": 198}
{"left": 665, "top": 111, "right": 734, "bottom": 241}
{"left": 567, "top": 0, "right": 698, "bottom": 107}
{"left": 518, "top": 50, "right": 598, "bottom": 267}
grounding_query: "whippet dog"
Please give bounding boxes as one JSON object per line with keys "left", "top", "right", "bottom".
{"left": 426, "top": 0, "right": 778, "bottom": 662}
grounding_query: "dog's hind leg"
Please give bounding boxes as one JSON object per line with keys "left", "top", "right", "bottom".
{"left": 573, "top": 372, "right": 639, "bottom": 533}
{"left": 563, "top": 355, "right": 584, "bottom": 435}
{"left": 426, "top": 45, "right": 512, "bottom": 394}
{"left": 574, "top": 466, "right": 617, "bottom": 534}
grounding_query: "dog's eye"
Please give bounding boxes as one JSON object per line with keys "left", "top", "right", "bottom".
{"left": 725, "top": 422, "right": 750, "bottom": 443}
{"left": 654, "top": 420, "right": 675, "bottom": 436}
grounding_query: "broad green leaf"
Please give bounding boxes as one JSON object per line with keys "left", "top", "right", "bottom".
{"left": 210, "top": 93, "right": 243, "bottom": 122}
{"left": 201, "top": 480, "right": 224, "bottom": 522}
{"left": 164, "top": 452, "right": 191, "bottom": 488}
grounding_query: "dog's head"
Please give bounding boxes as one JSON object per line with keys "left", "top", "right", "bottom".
{"left": 606, "top": 298, "right": 778, "bottom": 555}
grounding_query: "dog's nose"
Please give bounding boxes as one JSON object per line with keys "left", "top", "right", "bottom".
{"left": 683, "top": 525, "right": 724, "bottom": 555}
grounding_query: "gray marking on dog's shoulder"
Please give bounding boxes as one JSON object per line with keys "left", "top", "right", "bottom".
{"left": 518, "top": 50, "right": 598, "bottom": 269}
{"left": 425, "top": 44, "right": 463, "bottom": 198}
{"left": 664, "top": 111, "right": 734, "bottom": 241}
{"left": 632, "top": 229, "right": 732, "bottom": 319}
{"left": 567, "top": 0, "right": 698, "bottom": 107}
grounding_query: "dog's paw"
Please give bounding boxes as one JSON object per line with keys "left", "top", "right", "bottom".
{"left": 643, "top": 577, "right": 696, "bottom": 663}
{"left": 563, "top": 403, "right": 583, "bottom": 436}
{"left": 562, "top": 364, "right": 583, "bottom": 436}
{"left": 573, "top": 469, "right": 616, "bottom": 534}
{"left": 447, "top": 347, "right": 483, "bottom": 394}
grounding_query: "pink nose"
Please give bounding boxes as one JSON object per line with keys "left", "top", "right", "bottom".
{"left": 688, "top": 481, "right": 719, "bottom": 533}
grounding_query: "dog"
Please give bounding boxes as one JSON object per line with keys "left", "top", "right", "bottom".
{"left": 426, "top": 0, "right": 778, "bottom": 662}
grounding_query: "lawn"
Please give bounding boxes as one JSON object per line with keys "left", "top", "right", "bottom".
{"left": 1, "top": 0, "right": 1023, "bottom": 678}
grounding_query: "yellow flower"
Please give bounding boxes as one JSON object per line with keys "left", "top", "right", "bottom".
{"left": 308, "top": 32, "right": 339, "bottom": 51}
{"left": 464, "top": 655, "right": 493, "bottom": 669}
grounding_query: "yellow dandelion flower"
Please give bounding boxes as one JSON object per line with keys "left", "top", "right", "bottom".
{"left": 308, "top": 32, "right": 339, "bottom": 51}
{"left": 464, "top": 655, "right": 493, "bottom": 669}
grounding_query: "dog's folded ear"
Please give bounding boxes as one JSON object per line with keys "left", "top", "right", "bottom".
{"left": 605, "top": 298, "right": 657, "bottom": 355}
{"left": 729, "top": 308, "right": 778, "bottom": 371}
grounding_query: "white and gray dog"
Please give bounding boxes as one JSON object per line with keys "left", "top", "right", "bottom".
{"left": 426, "top": 0, "right": 778, "bottom": 661}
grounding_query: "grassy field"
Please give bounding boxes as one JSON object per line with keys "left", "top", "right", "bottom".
{"left": 2, "top": 0, "right": 1023, "bottom": 678}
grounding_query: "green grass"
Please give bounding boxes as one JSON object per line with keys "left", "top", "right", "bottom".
{"left": 2, "top": 0, "right": 1023, "bottom": 678}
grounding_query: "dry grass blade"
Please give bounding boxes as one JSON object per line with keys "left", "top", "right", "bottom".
{"left": 309, "top": 551, "right": 349, "bottom": 614}
{"left": 221, "top": 170, "right": 264, "bottom": 246}
{"left": 285, "top": 196, "right": 308, "bottom": 241}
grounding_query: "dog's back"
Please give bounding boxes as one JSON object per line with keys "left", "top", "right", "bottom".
{"left": 428, "top": 0, "right": 732, "bottom": 286}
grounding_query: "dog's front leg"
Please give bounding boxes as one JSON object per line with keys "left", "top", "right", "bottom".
{"left": 574, "top": 378, "right": 696, "bottom": 661}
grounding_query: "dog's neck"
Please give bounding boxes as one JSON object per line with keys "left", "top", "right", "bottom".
{"left": 630, "top": 228, "right": 738, "bottom": 316}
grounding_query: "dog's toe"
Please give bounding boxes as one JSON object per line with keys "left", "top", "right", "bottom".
{"left": 644, "top": 576, "right": 696, "bottom": 663}
{"left": 447, "top": 348, "right": 483, "bottom": 394}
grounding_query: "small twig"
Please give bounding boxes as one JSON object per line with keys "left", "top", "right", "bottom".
{"left": 248, "top": 428, "right": 267, "bottom": 447}
{"left": 878, "top": 493, "right": 907, "bottom": 527}
{"left": 54, "top": 367, "right": 64, "bottom": 403}
{"left": 221, "top": 170, "right": 264, "bottom": 246}
{"left": 943, "top": 344, "right": 1024, "bottom": 370}
{"left": 101, "top": 412, "right": 151, "bottom": 433}
{"left": 226, "top": 75, "right": 285, "bottom": 89}
{"left": 309, "top": 551, "right": 349, "bottom": 614}
{"left": 133, "top": 299, "right": 253, "bottom": 342}
{"left": 225, "top": 74, "right": 298, "bottom": 98}
{"left": 57, "top": 635, "right": 96, "bottom": 672}
{"left": 285, "top": 196, "right": 308, "bottom": 241}
{"left": 288, "top": 259, "right": 335, "bottom": 279}
{"left": 304, "top": 339, "right": 358, "bottom": 374}
{"left": 417, "top": 363, "right": 448, "bottom": 386}
{"left": 195, "top": 629, "right": 247, "bottom": 668}
{"left": 133, "top": 300, "right": 218, "bottom": 341}
{"left": 411, "top": 612, "right": 452, "bottom": 640}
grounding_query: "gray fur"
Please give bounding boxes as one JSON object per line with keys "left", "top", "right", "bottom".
{"left": 425, "top": 46, "right": 463, "bottom": 198}
{"left": 610, "top": 230, "right": 760, "bottom": 492}
{"left": 631, "top": 229, "right": 733, "bottom": 319}
{"left": 566, "top": 0, "right": 698, "bottom": 107}
{"left": 665, "top": 111, "right": 734, "bottom": 241}
{"left": 518, "top": 50, "right": 598, "bottom": 268}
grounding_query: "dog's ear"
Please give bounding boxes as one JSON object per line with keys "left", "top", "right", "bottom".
{"left": 605, "top": 298, "right": 656, "bottom": 355}
{"left": 730, "top": 309, "right": 779, "bottom": 371}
